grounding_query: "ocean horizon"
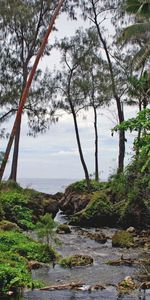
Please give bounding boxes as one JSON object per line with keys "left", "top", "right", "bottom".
{"left": 18, "top": 178, "right": 79, "bottom": 194}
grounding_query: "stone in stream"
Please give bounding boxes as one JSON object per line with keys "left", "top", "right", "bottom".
{"left": 77, "top": 229, "right": 107, "bottom": 243}
{"left": 56, "top": 224, "right": 71, "bottom": 234}
{"left": 117, "top": 276, "right": 137, "bottom": 293}
{"left": 59, "top": 254, "right": 93, "bottom": 268}
{"left": 112, "top": 230, "right": 134, "bottom": 248}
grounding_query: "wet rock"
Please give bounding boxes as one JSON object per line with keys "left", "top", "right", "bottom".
{"left": 59, "top": 254, "right": 93, "bottom": 268}
{"left": 28, "top": 260, "right": 44, "bottom": 270}
{"left": 117, "top": 276, "right": 136, "bottom": 293}
{"left": 56, "top": 224, "right": 71, "bottom": 234}
{"left": 112, "top": 230, "right": 134, "bottom": 248}
{"left": 107, "top": 256, "right": 135, "bottom": 266}
{"left": 126, "top": 227, "right": 136, "bottom": 234}
{"left": 78, "top": 229, "right": 107, "bottom": 243}
{"left": 88, "top": 284, "right": 106, "bottom": 291}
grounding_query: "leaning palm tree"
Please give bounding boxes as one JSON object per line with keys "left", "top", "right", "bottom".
{"left": 119, "top": 0, "right": 150, "bottom": 69}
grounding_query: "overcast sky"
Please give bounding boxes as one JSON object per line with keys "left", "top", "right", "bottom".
{"left": 1, "top": 11, "right": 137, "bottom": 180}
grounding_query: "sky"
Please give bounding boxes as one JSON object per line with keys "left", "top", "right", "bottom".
{"left": 1, "top": 10, "right": 138, "bottom": 180}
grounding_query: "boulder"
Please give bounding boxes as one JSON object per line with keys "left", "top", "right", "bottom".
{"left": 78, "top": 229, "right": 107, "bottom": 243}
{"left": 27, "top": 190, "right": 59, "bottom": 221}
{"left": 59, "top": 188, "right": 91, "bottom": 215}
{"left": 70, "top": 190, "right": 114, "bottom": 227}
{"left": 59, "top": 254, "right": 93, "bottom": 268}
{"left": 0, "top": 220, "right": 21, "bottom": 231}
{"left": 112, "top": 230, "right": 134, "bottom": 248}
{"left": 56, "top": 224, "right": 71, "bottom": 234}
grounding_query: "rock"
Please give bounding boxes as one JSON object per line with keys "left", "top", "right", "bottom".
{"left": 0, "top": 220, "right": 21, "bottom": 231}
{"left": 78, "top": 229, "right": 107, "bottom": 243}
{"left": 27, "top": 190, "right": 59, "bottom": 221}
{"left": 56, "top": 224, "right": 71, "bottom": 234}
{"left": 112, "top": 230, "right": 134, "bottom": 248}
{"left": 107, "top": 256, "right": 135, "bottom": 266}
{"left": 59, "top": 188, "right": 91, "bottom": 215}
{"left": 89, "top": 284, "right": 105, "bottom": 291}
{"left": 70, "top": 190, "right": 114, "bottom": 227}
{"left": 28, "top": 260, "right": 45, "bottom": 270}
{"left": 117, "top": 276, "right": 136, "bottom": 293}
{"left": 126, "top": 227, "right": 136, "bottom": 233}
{"left": 59, "top": 254, "right": 93, "bottom": 268}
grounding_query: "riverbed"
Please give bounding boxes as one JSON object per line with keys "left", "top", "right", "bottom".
{"left": 4, "top": 211, "right": 150, "bottom": 300}
{"left": 27, "top": 211, "right": 150, "bottom": 299}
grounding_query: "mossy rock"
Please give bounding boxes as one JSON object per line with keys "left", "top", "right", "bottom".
{"left": 56, "top": 224, "right": 71, "bottom": 234}
{"left": 59, "top": 254, "right": 93, "bottom": 268}
{"left": 0, "top": 220, "right": 21, "bottom": 231}
{"left": 119, "top": 196, "right": 150, "bottom": 228}
{"left": 112, "top": 230, "right": 134, "bottom": 248}
{"left": 70, "top": 190, "right": 114, "bottom": 227}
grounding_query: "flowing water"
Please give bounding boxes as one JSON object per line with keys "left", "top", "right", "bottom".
{"left": 26, "top": 221, "right": 148, "bottom": 300}
{"left": 3, "top": 179, "right": 150, "bottom": 300}
{"left": 3, "top": 212, "right": 150, "bottom": 300}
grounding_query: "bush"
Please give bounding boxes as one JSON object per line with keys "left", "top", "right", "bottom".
{"left": 68, "top": 180, "right": 107, "bottom": 193}
{"left": 0, "top": 229, "right": 57, "bottom": 295}
{"left": 0, "top": 191, "right": 34, "bottom": 229}
{"left": 0, "top": 231, "right": 56, "bottom": 263}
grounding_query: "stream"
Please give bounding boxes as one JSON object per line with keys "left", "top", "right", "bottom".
{"left": 4, "top": 211, "right": 150, "bottom": 300}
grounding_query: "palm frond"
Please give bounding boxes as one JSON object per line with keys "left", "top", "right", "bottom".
{"left": 125, "top": 0, "right": 150, "bottom": 16}
{"left": 118, "top": 22, "right": 150, "bottom": 43}
{"left": 133, "top": 43, "right": 150, "bottom": 69}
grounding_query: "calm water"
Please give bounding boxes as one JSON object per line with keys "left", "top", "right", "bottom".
{"left": 18, "top": 178, "right": 77, "bottom": 194}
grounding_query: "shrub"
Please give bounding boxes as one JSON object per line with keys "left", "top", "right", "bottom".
{"left": 68, "top": 180, "right": 108, "bottom": 193}
{"left": 0, "top": 231, "right": 56, "bottom": 262}
{"left": 0, "top": 191, "right": 34, "bottom": 230}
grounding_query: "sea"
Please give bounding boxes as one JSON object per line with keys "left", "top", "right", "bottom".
{"left": 18, "top": 178, "right": 78, "bottom": 194}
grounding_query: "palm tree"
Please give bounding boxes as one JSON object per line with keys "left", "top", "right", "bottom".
{"left": 120, "top": 0, "right": 150, "bottom": 69}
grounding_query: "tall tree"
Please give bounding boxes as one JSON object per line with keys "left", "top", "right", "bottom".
{"left": 0, "top": 0, "right": 65, "bottom": 181}
{"left": 0, "top": 0, "right": 66, "bottom": 181}
{"left": 52, "top": 29, "right": 111, "bottom": 182}
{"left": 77, "top": 30, "right": 111, "bottom": 181}
{"left": 53, "top": 32, "right": 91, "bottom": 186}
{"left": 79, "top": 0, "right": 127, "bottom": 172}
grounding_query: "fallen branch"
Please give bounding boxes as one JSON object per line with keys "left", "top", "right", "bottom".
{"left": 40, "top": 282, "right": 84, "bottom": 291}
